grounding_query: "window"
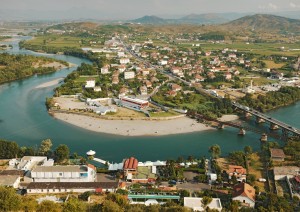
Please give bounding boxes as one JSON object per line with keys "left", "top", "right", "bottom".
{"left": 59, "top": 173, "right": 63, "bottom": 176}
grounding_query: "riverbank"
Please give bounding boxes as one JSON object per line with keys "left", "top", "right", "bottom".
{"left": 52, "top": 112, "right": 214, "bottom": 136}
{"left": 35, "top": 78, "right": 65, "bottom": 89}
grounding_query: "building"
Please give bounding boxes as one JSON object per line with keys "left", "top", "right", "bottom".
{"left": 120, "top": 58, "right": 130, "bottom": 65}
{"left": 270, "top": 148, "right": 285, "bottom": 162}
{"left": 274, "top": 166, "right": 300, "bottom": 180}
{"left": 101, "top": 65, "right": 110, "bottom": 74}
{"left": 226, "top": 165, "right": 247, "bottom": 182}
{"left": 9, "top": 156, "right": 48, "bottom": 171}
{"left": 232, "top": 182, "right": 256, "bottom": 208}
{"left": 0, "top": 175, "right": 21, "bottom": 188}
{"left": 27, "top": 182, "right": 118, "bottom": 194}
{"left": 31, "top": 165, "right": 96, "bottom": 182}
{"left": 85, "top": 79, "right": 96, "bottom": 88}
{"left": 184, "top": 197, "right": 223, "bottom": 211}
{"left": 124, "top": 71, "right": 135, "bottom": 80}
{"left": 123, "top": 157, "right": 138, "bottom": 180}
{"left": 139, "top": 86, "right": 147, "bottom": 95}
{"left": 119, "top": 96, "right": 149, "bottom": 109}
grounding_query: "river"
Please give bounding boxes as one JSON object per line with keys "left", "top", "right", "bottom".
{"left": 0, "top": 36, "right": 299, "bottom": 163}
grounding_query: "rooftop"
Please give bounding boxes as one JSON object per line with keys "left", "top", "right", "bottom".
{"left": 27, "top": 182, "right": 118, "bottom": 190}
{"left": 270, "top": 148, "right": 285, "bottom": 158}
{"left": 232, "top": 182, "right": 255, "bottom": 202}
{"left": 227, "top": 165, "right": 247, "bottom": 175}
{"left": 274, "top": 166, "right": 300, "bottom": 176}
{"left": 0, "top": 175, "right": 20, "bottom": 186}
{"left": 32, "top": 165, "right": 88, "bottom": 173}
{"left": 123, "top": 157, "right": 138, "bottom": 170}
{"left": 184, "top": 197, "right": 222, "bottom": 211}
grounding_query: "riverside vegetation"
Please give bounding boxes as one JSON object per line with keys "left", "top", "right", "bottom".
{"left": 0, "top": 53, "right": 69, "bottom": 84}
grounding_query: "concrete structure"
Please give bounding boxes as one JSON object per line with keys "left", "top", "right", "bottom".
{"left": 31, "top": 165, "right": 96, "bottom": 182}
{"left": 232, "top": 183, "right": 255, "bottom": 208}
{"left": 274, "top": 166, "right": 300, "bottom": 180}
{"left": 124, "top": 71, "right": 135, "bottom": 79}
{"left": 120, "top": 58, "right": 130, "bottom": 64}
{"left": 27, "top": 182, "right": 118, "bottom": 194}
{"left": 270, "top": 148, "right": 285, "bottom": 162}
{"left": 184, "top": 197, "right": 223, "bottom": 211}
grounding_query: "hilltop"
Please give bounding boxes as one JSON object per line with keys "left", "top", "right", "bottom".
{"left": 132, "top": 15, "right": 167, "bottom": 24}
{"left": 224, "top": 14, "right": 300, "bottom": 33}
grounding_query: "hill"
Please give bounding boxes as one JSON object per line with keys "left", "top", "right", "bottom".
{"left": 224, "top": 14, "right": 300, "bottom": 33}
{"left": 132, "top": 15, "right": 167, "bottom": 24}
{"left": 179, "top": 13, "right": 230, "bottom": 24}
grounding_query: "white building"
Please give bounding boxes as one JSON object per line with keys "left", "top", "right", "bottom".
{"left": 120, "top": 58, "right": 130, "bottom": 65}
{"left": 118, "top": 52, "right": 125, "bottom": 57}
{"left": 159, "top": 60, "right": 168, "bottom": 66}
{"left": 9, "top": 156, "right": 48, "bottom": 171}
{"left": 232, "top": 183, "right": 256, "bottom": 208}
{"left": 184, "top": 197, "right": 223, "bottom": 211}
{"left": 85, "top": 79, "right": 96, "bottom": 88}
{"left": 101, "top": 65, "right": 110, "bottom": 74}
{"left": 0, "top": 175, "right": 21, "bottom": 189}
{"left": 27, "top": 182, "right": 118, "bottom": 194}
{"left": 124, "top": 71, "right": 135, "bottom": 80}
{"left": 31, "top": 165, "right": 96, "bottom": 182}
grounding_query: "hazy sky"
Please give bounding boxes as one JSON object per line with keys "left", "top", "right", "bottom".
{"left": 1, "top": 0, "right": 300, "bottom": 19}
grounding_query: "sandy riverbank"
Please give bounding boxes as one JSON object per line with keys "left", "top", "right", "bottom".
{"left": 35, "top": 78, "right": 65, "bottom": 89}
{"left": 52, "top": 112, "right": 214, "bottom": 136}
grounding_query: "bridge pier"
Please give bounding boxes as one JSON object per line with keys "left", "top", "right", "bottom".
{"left": 270, "top": 123, "right": 279, "bottom": 130}
{"left": 256, "top": 116, "right": 265, "bottom": 124}
{"left": 238, "top": 128, "right": 246, "bottom": 136}
{"left": 218, "top": 123, "right": 225, "bottom": 129}
{"left": 260, "top": 133, "right": 268, "bottom": 142}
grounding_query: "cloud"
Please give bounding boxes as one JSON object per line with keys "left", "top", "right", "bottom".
{"left": 258, "top": 2, "right": 279, "bottom": 11}
{"left": 289, "top": 2, "right": 300, "bottom": 8}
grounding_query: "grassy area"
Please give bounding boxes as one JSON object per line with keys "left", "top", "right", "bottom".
{"left": 248, "top": 153, "right": 266, "bottom": 192}
{"left": 263, "top": 60, "right": 285, "bottom": 69}
{"left": 149, "top": 110, "right": 180, "bottom": 117}
{"left": 135, "top": 166, "right": 156, "bottom": 179}
{"left": 27, "top": 36, "right": 83, "bottom": 48}
{"left": 241, "top": 77, "right": 277, "bottom": 86}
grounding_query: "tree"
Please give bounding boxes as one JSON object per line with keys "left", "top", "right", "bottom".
{"left": 244, "top": 146, "right": 253, "bottom": 156}
{"left": 0, "top": 140, "right": 20, "bottom": 159}
{"left": 102, "top": 200, "right": 124, "bottom": 212}
{"left": 62, "top": 197, "right": 87, "bottom": 212}
{"left": 201, "top": 196, "right": 213, "bottom": 210}
{"left": 37, "top": 200, "right": 61, "bottom": 212}
{"left": 55, "top": 144, "right": 70, "bottom": 163}
{"left": 0, "top": 186, "right": 21, "bottom": 211}
{"left": 209, "top": 145, "right": 221, "bottom": 159}
{"left": 39, "top": 139, "right": 53, "bottom": 156}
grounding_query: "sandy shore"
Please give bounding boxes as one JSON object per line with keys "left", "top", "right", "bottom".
{"left": 52, "top": 113, "right": 214, "bottom": 136}
{"left": 218, "top": 114, "right": 239, "bottom": 122}
{"left": 35, "top": 78, "right": 64, "bottom": 89}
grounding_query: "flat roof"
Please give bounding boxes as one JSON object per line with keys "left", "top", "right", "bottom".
{"left": 0, "top": 175, "right": 19, "bottom": 186}
{"left": 27, "top": 182, "right": 118, "bottom": 190}
{"left": 184, "top": 197, "right": 222, "bottom": 211}
{"left": 274, "top": 166, "right": 300, "bottom": 176}
{"left": 128, "top": 194, "right": 180, "bottom": 200}
{"left": 32, "top": 165, "right": 87, "bottom": 173}
{"left": 121, "top": 96, "right": 148, "bottom": 104}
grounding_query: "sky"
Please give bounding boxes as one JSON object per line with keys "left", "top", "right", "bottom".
{"left": 1, "top": 0, "right": 300, "bottom": 20}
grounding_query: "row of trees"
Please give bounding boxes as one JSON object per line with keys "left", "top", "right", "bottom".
{"left": 0, "top": 53, "right": 68, "bottom": 84}
{"left": 0, "top": 139, "right": 70, "bottom": 163}
{"left": 239, "top": 86, "right": 300, "bottom": 112}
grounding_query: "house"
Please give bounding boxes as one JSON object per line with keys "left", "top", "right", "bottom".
{"left": 171, "top": 83, "right": 182, "bottom": 92}
{"left": 226, "top": 165, "right": 247, "bottom": 182}
{"left": 117, "top": 51, "right": 125, "bottom": 57}
{"left": 171, "top": 67, "right": 181, "bottom": 74}
{"left": 120, "top": 58, "right": 130, "bottom": 65}
{"left": 224, "top": 72, "right": 232, "bottom": 80}
{"left": 119, "top": 87, "right": 129, "bottom": 97}
{"left": 123, "top": 157, "right": 138, "bottom": 179}
{"left": 139, "top": 86, "right": 147, "bottom": 95}
{"left": 144, "top": 80, "right": 152, "bottom": 88}
{"left": 85, "top": 79, "right": 96, "bottom": 88}
{"left": 31, "top": 165, "right": 96, "bottom": 182}
{"left": 94, "top": 87, "right": 102, "bottom": 92}
{"left": 142, "top": 69, "right": 150, "bottom": 76}
{"left": 274, "top": 166, "right": 300, "bottom": 180}
{"left": 159, "top": 60, "right": 168, "bottom": 66}
{"left": 118, "top": 65, "right": 126, "bottom": 73}
{"left": 195, "top": 74, "right": 205, "bottom": 82}
{"left": 184, "top": 197, "right": 223, "bottom": 211}
{"left": 165, "top": 90, "right": 177, "bottom": 97}
{"left": 101, "top": 65, "right": 110, "bottom": 74}
{"left": 112, "top": 76, "right": 119, "bottom": 85}
{"left": 124, "top": 71, "right": 135, "bottom": 80}
{"left": 270, "top": 148, "right": 285, "bottom": 162}
{"left": 232, "top": 182, "right": 256, "bottom": 208}
{"left": 26, "top": 182, "right": 118, "bottom": 194}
